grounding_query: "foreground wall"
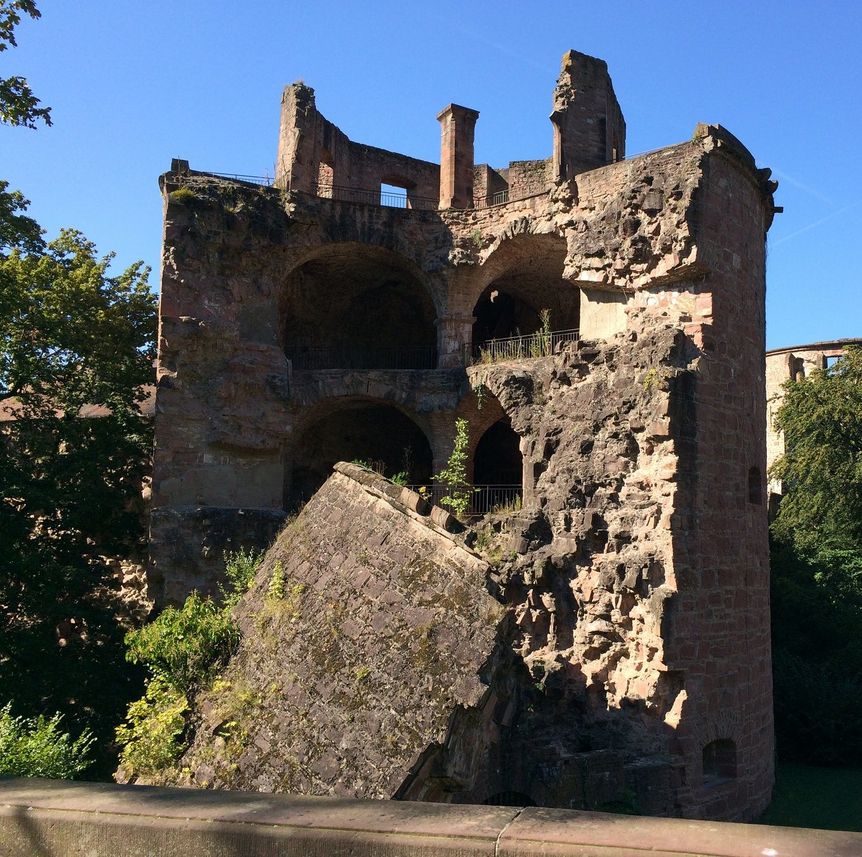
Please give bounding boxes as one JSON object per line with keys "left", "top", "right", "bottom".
{"left": 2, "top": 780, "right": 859, "bottom": 857}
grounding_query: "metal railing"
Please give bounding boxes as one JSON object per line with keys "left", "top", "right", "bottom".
{"left": 208, "top": 171, "right": 274, "bottom": 186}
{"left": 409, "top": 484, "right": 522, "bottom": 516}
{"left": 474, "top": 189, "right": 510, "bottom": 208}
{"left": 286, "top": 344, "right": 437, "bottom": 371}
{"left": 467, "top": 328, "right": 580, "bottom": 365}
{"left": 316, "top": 183, "right": 438, "bottom": 210}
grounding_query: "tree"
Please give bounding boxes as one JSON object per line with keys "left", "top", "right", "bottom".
{"left": 0, "top": 0, "right": 51, "bottom": 128}
{"left": 769, "top": 347, "right": 862, "bottom": 765}
{"left": 0, "top": 226, "right": 156, "bottom": 775}
{"left": 0, "top": 0, "right": 157, "bottom": 777}
{"left": 771, "top": 347, "right": 862, "bottom": 554}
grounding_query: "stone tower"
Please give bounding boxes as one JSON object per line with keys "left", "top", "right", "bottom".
{"left": 150, "top": 50, "right": 778, "bottom": 820}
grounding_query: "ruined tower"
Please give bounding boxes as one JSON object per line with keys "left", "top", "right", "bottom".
{"left": 150, "top": 50, "right": 778, "bottom": 820}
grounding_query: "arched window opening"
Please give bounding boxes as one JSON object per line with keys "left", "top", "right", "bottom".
{"left": 702, "top": 739, "right": 736, "bottom": 786}
{"left": 285, "top": 402, "right": 433, "bottom": 511}
{"left": 473, "top": 418, "right": 523, "bottom": 514}
{"left": 470, "top": 236, "right": 579, "bottom": 363}
{"left": 282, "top": 246, "right": 436, "bottom": 370}
{"left": 748, "top": 466, "right": 762, "bottom": 505}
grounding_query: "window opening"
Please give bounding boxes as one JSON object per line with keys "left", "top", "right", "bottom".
{"left": 748, "top": 466, "right": 762, "bottom": 505}
{"left": 380, "top": 182, "right": 409, "bottom": 209}
{"left": 702, "top": 739, "right": 736, "bottom": 786}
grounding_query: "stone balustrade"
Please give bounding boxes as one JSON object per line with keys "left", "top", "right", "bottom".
{"left": 1, "top": 779, "right": 859, "bottom": 857}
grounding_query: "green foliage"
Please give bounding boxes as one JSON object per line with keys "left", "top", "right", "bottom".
{"left": 168, "top": 186, "right": 197, "bottom": 205}
{"left": 0, "top": 209, "right": 155, "bottom": 778}
{"left": 125, "top": 592, "right": 239, "bottom": 694}
{"left": 436, "top": 418, "right": 472, "bottom": 518}
{"left": 529, "top": 308, "right": 552, "bottom": 358}
{"left": 267, "top": 560, "right": 285, "bottom": 602}
{"left": 0, "top": 1, "right": 52, "bottom": 128}
{"left": 0, "top": 702, "right": 93, "bottom": 778}
{"left": 221, "top": 547, "right": 261, "bottom": 607}
{"left": 770, "top": 540, "right": 862, "bottom": 765}
{"left": 117, "top": 550, "right": 261, "bottom": 776}
{"left": 769, "top": 353, "right": 862, "bottom": 766}
{"left": 771, "top": 347, "right": 862, "bottom": 554}
{"left": 390, "top": 470, "right": 408, "bottom": 486}
{"left": 115, "top": 677, "right": 188, "bottom": 777}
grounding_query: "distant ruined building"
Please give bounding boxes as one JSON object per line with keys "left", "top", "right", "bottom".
{"left": 150, "top": 51, "right": 779, "bottom": 820}
{"left": 765, "top": 338, "right": 862, "bottom": 503}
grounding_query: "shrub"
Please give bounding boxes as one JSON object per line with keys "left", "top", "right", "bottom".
{"left": 116, "top": 549, "right": 262, "bottom": 778}
{"left": 124, "top": 592, "right": 239, "bottom": 693}
{"left": 221, "top": 547, "right": 262, "bottom": 607}
{"left": 115, "top": 677, "right": 188, "bottom": 777}
{"left": 0, "top": 703, "right": 93, "bottom": 778}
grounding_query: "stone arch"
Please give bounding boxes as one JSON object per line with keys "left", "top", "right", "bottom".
{"left": 469, "top": 416, "right": 524, "bottom": 514}
{"left": 281, "top": 243, "right": 438, "bottom": 370}
{"left": 467, "top": 234, "right": 579, "bottom": 351}
{"left": 474, "top": 418, "right": 523, "bottom": 486}
{"left": 284, "top": 397, "right": 433, "bottom": 510}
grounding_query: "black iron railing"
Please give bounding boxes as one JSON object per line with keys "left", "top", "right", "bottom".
{"left": 316, "top": 183, "right": 438, "bottom": 211}
{"left": 474, "top": 189, "right": 510, "bottom": 208}
{"left": 208, "top": 171, "right": 274, "bottom": 186}
{"left": 409, "top": 484, "right": 522, "bottom": 516}
{"left": 286, "top": 344, "right": 437, "bottom": 371}
{"left": 467, "top": 328, "right": 580, "bottom": 365}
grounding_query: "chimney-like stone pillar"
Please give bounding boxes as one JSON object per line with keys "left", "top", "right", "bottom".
{"left": 437, "top": 104, "right": 479, "bottom": 209}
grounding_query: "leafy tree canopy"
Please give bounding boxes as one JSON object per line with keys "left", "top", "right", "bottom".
{"left": 0, "top": 0, "right": 51, "bottom": 128}
{"left": 0, "top": 223, "right": 156, "bottom": 775}
{"left": 771, "top": 346, "right": 862, "bottom": 554}
{"left": 769, "top": 347, "right": 862, "bottom": 765}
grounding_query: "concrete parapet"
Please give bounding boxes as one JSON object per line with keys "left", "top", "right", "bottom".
{"left": 1, "top": 779, "right": 859, "bottom": 857}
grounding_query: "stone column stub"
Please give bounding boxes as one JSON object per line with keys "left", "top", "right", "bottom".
{"left": 438, "top": 103, "right": 480, "bottom": 210}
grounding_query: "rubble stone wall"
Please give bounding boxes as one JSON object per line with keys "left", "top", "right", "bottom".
{"left": 151, "top": 51, "right": 778, "bottom": 819}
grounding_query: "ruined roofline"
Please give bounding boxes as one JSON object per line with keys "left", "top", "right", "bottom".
{"left": 766, "top": 337, "right": 862, "bottom": 356}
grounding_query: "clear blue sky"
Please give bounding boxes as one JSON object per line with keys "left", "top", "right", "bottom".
{"left": 3, "top": 0, "right": 860, "bottom": 349}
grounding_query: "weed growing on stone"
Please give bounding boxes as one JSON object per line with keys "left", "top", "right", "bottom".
{"left": 168, "top": 186, "right": 197, "bottom": 205}
{"left": 436, "top": 418, "right": 473, "bottom": 519}
{"left": 116, "top": 549, "right": 262, "bottom": 780}
{"left": 267, "top": 561, "right": 285, "bottom": 602}
{"left": 642, "top": 367, "right": 659, "bottom": 391}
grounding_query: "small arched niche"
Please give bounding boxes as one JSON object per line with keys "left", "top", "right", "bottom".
{"left": 281, "top": 245, "right": 437, "bottom": 370}
{"left": 702, "top": 738, "right": 737, "bottom": 786}
{"left": 285, "top": 400, "right": 432, "bottom": 511}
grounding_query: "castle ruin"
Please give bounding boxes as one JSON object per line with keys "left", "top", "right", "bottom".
{"left": 150, "top": 50, "right": 778, "bottom": 819}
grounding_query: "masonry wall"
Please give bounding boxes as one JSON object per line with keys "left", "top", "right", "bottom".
{"left": 153, "top": 77, "right": 778, "bottom": 818}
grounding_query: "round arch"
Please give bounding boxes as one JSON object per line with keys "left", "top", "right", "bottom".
{"left": 284, "top": 398, "right": 433, "bottom": 510}
{"left": 281, "top": 243, "right": 438, "bottom": 370}
{"left": 473, "top": 417, "right": 523, "bottom": 487}
{"left": 469, "top": 234, "right": 579, "bottom": 348}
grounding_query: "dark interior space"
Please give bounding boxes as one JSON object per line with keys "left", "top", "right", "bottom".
{"left": 473, "top": 418, "right": 522, "bottom": 486}
{"left": 282, "top": 245, "right": 437, "bottom": 369}
{"left": 471, "top": 237, "right": 578, "bottom": 348}
{"left": 285, "top": 401, "right": 433, "bottom": 510}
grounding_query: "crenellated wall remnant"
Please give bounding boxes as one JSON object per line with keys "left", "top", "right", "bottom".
{"left": 150, "top": 49, "right": 778, "bottom": 820}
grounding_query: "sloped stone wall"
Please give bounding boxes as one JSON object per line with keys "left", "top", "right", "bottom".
{"left": 173, "top": 463, "right": 505, "bottom": 797}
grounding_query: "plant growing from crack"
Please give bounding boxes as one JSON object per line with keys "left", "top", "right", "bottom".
{"left": 435, "top": 418, "right": 473, "bottom": 519}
